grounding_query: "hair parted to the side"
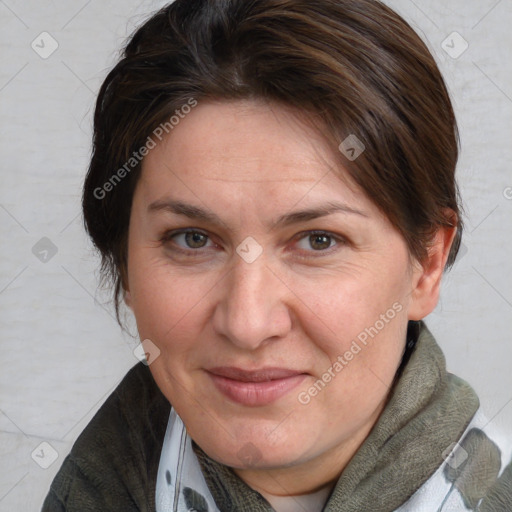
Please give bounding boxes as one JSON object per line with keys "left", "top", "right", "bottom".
{"left": 82, "top": 0, "right": 461, "bottom": 326}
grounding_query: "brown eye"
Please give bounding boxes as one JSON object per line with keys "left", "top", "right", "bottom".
{"left": 184, "top": 231, "right": 208, "bottom": 248}
{"left": 295, "top": 231, "right": 337, "bottom": 252}
{"left": 309, "top": 234, "right": 332, "bottom": 250}
{"left": 163, "top": 230, "right": 213, "bottom": 251}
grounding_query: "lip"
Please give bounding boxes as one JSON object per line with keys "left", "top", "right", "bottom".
{"left": 206, "top": 367, "right": 308, "bottom": 406}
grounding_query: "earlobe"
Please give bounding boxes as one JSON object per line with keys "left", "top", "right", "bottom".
{"left": 408, "top": 223, "right": 457, "bottom": 321}
{"left": 121, "top": 266, "right": 132, "bottom": 309}
{"left": 124, "top": 289, "right": 132, "bottom": 309}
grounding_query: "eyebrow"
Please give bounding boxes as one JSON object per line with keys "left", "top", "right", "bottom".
{"left": 147, "top": 199, "right": 367, "bottom": 229}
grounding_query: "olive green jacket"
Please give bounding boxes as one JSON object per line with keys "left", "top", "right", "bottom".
{"left": 42, "top": 323, "right": 512, "bottom": 511}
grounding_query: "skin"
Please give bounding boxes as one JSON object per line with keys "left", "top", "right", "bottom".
{"left": 124, "top": 99, "right": 456, "bottom": 499}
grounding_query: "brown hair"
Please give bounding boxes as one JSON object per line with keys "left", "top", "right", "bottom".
{"left": 82, "top": 0, "right": 461, "bottom": 324}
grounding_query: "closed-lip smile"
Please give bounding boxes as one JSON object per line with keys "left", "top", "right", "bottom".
{"left": 206, "top": 366, "right": 308, "bottom": 406}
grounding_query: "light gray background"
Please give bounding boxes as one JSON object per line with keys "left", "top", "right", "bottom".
{"left": 1, "top": 0, "right": 511, "bottom": 510}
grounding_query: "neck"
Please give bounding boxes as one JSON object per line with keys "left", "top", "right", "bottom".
{"left": 259, "top": 481, "right": 334, "bottom": 512}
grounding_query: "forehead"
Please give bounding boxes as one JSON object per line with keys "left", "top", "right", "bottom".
{"left": 145, "top": 101, "right": 336, "bottom": 181}
{"left": 140, "top": 99, "right": 365, "bottom": 200}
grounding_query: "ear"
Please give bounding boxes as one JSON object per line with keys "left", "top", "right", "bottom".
{"left": 121, "top": 268, "right": 132, "bottom": 309}
{"left": 124, "top": 289, "right": 132, "bottom": 309}
{"left": 408, "top": 219, "right": 458, "bottom": 321}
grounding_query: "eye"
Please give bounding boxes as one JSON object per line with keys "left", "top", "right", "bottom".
{"left": 162, "top": 229, "right": 214, "bottom": 251}
{"left": 294, "top": 230, "right": 343, "bottom": 253}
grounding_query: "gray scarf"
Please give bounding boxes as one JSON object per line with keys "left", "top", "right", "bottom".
{"left": 190, "top": 322, "right": 482, "bottom": 511}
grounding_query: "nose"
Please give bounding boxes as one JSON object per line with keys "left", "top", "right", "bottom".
{"left": 212, "top": 254, "right": 292, "bottom": 351}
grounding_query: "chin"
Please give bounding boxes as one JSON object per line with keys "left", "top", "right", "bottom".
{"left": 192, "top": 424, "right": 311, "bottom": 470}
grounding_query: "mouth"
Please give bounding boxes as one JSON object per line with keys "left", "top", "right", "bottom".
{"left": 206, "top": 367, "right": 308, "bottom": 406}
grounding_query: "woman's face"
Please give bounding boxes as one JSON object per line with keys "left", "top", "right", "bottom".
{"left": 125, "top": 99, "right": 428, "bottom": 485}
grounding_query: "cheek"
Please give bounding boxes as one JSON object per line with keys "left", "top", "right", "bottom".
{"left": 128, "top": 260, "right": 215, "bottom": 407}
{"left": 291, "top": 264, "right": 410, "bottom": 403}
{"left": 127, "top": 251, "right": 212, "bottom": 346}
{"left": 292, "top": 265, "right": 409, "bottom": 349}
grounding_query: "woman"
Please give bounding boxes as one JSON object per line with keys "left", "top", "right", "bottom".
{"left": 42, "top": 0, "right": 511, "bottom": 510}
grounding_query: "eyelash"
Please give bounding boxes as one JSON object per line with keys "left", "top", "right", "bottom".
{"left": 159, "top": 228, "right": 346, "bottom": 258}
